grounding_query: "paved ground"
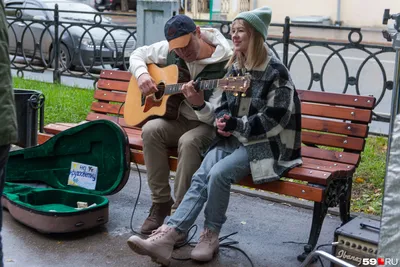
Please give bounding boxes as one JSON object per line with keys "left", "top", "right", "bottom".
{"left": 2, "top": 166, "right": 345, "bottom": 267}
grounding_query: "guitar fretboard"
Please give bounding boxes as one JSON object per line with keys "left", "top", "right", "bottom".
{"left": 164, "top": 80, "right": 220, "bottom": 95}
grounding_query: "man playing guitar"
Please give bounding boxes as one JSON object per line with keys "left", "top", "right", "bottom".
{"left": 128, "top": 14, "right": 232, "bottom": 235}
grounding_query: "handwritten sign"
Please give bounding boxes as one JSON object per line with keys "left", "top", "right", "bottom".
{"left": 67, "top": 162, "right": 98, "bottom": 190}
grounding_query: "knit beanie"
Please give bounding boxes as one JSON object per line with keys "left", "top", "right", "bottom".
{"left": 234, "top": 6, "right": 272, "bottom": 40}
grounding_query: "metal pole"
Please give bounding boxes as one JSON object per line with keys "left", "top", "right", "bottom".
{"left": 209, "top": 0, "right": 213, "bottom": 20}
{"left": 385, "top": 11, "right": 400, "bottom": 159}
{"left": 388, "top": 48, "right": 400, "bottom": 147}
{"left": 336, "top": 0, "right": 341, "bottom": 26}
{"left": 252, "top": 0, "right": 257, "bottom": 10}
{"left": 53, "top": 4, "right": 60, "bottom": 84}
{"left": 282, "top": 16, "right": 290, "bottom": 68}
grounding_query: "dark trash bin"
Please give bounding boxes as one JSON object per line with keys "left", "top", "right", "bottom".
{"left": 13, "top": 89, "right": 45, "bottom": 148}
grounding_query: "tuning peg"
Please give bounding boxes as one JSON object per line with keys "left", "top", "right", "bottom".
{"left": 233, "top": 92, "right": 238, "bottom": 97}
{"left": 241, "top": 93, "right": 246, "bottom": 97}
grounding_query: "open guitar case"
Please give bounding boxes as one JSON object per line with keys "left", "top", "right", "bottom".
{"left": 2, "top": 120, "right": 131, "bottom": 234}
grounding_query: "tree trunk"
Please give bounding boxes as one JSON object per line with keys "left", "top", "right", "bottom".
{"left": 121, "top": 0, "right": 129, "bottom": 12}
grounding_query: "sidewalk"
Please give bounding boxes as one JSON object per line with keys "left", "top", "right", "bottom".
{"left": 2, "top": 167, "right": 343, "bottom": 267}
{"left": 268, "top": 25, "right": 392, "bottom": 46}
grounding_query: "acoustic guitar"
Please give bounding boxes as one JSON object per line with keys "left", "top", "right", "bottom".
{"left": 124, "top": 64, "right": 251, "bottom": 127}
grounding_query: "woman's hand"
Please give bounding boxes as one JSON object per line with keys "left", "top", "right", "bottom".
{"left": 216, "top": 114, "right": 232, "bottom": 137}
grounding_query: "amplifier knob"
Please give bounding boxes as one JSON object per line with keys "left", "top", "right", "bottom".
{"left": 374, "top": 250, "right": 378, "bottom": 255}
{"left": 357, "top": 245, "right": 362, "bottom": 250}
{"left": 368, "top": 248, "right": 374, "bottom": 253}
{"left": 351, "top": 243, "right": 357, "bottom": 248}
{"left": 339, "top": 240, "right": 344, "bottom": 244}
{"left": 363, "top": 247, "right": 368, "bottom": 251}
{"left": 346, "top": 241, "right": 351, "bottom": 246}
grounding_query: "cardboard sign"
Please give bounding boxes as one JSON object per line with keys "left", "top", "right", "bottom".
{"left": 67, "top": 162, "right": 98, "bottom": 190}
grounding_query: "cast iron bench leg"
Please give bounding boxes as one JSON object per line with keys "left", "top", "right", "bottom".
{"left": 339, "top": 176, "right": 353, "bottom": 224}
{"left": 297, "top": 201, "right": 329, "bottom": 262}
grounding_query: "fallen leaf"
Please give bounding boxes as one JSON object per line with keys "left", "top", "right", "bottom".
{"left": 368, "top": 206, "right": 376, "bottom": 212}
{"left": 355, "top": 177, "right": 365, "bottom": 183}
{"left": 241, "top": 221, "right": 247, "bottom": 225}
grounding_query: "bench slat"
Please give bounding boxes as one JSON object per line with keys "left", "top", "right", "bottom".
{"left": 297, "top": 89, "right": 375, "bottom": 109}
{"left": 129, "top": 149, "right": 334, "bottom": 185}
{"left": 86, "top": 112, "right": 133, "bottom": 128}
{"left": 35, "top": 131, "right": 343, "bottom": 204}
{"left": 285, "top": 167, "right": 333, "bottom": 185}
{"left": 97, "top": 79, "right": 129, "bottom": 92}
{"left": 94, "top": 90, "right": 127, "bottom": 103}
{"left": 91, "top": 102, "right": 125, "bottom": 115}
{"left": 301, "top": 146, "right": 360, "bottom": 165}
{"left": 301, "top": 157, "right": 355, "bottom": 172}
{"left": 100, "top": 70, "right": 132, "bottom": 81}
{"left": 237, "top": 178, "right": 325, "bottom": 202}
{"left": 302, "top": 131, "right": 365, "bottom": 151}
{"left": 302, "top": 117, "right": 368, "bottom": 138}
{"left": 301, "top": 102, "right": 372, "bottom": 123}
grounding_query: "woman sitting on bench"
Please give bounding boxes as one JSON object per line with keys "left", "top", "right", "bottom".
{"left": 127, "top": 6, "right": 303, "bottom": 266}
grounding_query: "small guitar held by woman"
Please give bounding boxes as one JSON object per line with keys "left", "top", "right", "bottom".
{"left": 124, "top": 63, "right": 251, "bottom": 126}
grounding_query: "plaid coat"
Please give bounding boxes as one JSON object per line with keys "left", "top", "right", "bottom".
{"left": 215, "top": 49, "right": 302, "bottom": 184}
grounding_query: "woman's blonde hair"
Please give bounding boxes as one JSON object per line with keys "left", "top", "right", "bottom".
{"left": 226, "top": 19, "right": 268, "bottom": 70}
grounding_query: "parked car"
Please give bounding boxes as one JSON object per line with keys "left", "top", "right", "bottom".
{"left": 5, "top": 0, "right": 136, "bottom": 70}
{"left": 94, "top": 0, "right": 137, "bottom": 12}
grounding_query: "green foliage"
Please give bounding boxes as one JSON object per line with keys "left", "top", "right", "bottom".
{"left": 13, "top": 78, "right": 93, "bottom": 124}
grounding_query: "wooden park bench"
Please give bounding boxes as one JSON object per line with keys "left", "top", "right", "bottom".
{"left": 38, "top": 69, "right": 376, "bottom": 261}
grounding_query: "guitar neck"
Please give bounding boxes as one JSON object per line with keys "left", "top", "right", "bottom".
{"left": 164, "top": 79, "right": 220, "bottom": 95}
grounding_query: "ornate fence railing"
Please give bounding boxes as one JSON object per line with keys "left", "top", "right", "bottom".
{"left": 6, "top": 5, "right": 395, "bottom": 126}
{"left": 6, "top": 5, "right": 137, "bottom": 84}
{"left": 195, "top": 17, "right": 396, "bottom": 124}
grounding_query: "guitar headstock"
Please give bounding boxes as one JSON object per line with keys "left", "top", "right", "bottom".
{"left": 219, "top": 74, "right": 251, "bottom": 93}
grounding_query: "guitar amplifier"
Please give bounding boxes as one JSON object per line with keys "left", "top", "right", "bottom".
{"left": 332, "top": 216, "right": 380, "bottom": 267}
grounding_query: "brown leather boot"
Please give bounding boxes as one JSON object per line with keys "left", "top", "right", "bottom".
{"left": 140, "top": 199, "right": 174, "bottom": 235}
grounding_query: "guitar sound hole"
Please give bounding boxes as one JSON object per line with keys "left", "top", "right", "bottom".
{"left": 155, "top": 83, "right": 165, "bottom": 101}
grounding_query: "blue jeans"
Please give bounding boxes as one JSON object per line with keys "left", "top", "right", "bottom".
{"left": 0, "top": 144, "right": 10, "bottom": 267}
{"left": 167, "top": 137, "right": 250, "bottom": 233}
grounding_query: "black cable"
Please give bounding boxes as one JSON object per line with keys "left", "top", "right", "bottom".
{"left": 282, "top": 241, "right": 308, "bottom": 245}
{"left": 129, "top": 161, "right": 147, "bottom": 238}
{"left": 172, "top": 231, "right": 255, "bottom": 267}
{"left": 116, "top": 101, "right": 146, "bottom": 238}
{"left": 117, "top": 101, "right": 125, "bottom": 126}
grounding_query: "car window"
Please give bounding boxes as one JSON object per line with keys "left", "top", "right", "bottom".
{"left": 5, "top": 2, "right": 24, "bottom": 17}
{"left": 44, "top": 2, "right": 99, "bottom": 21}
{"left": 23, "top": 2, "right": 47, "bottom": 19}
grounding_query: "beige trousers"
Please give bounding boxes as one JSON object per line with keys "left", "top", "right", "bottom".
{"left": 141, "top": 116, "right": 215, "bottom": 204}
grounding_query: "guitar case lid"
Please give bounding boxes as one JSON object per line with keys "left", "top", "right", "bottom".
{"left": 2, "top": 120, "right": 130, "bottom": 233}
{"left": 5, "top": 120, "right": 130, "bottom": 196}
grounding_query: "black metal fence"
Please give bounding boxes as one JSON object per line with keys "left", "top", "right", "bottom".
{"left": 195, "top": 17, "right": 396, "bottom": 124}
{"left": 6, "top": 5, "right": 396, "bottom": 124}
{"left": 6, "top": 4, "right": 137, "bottom": 83}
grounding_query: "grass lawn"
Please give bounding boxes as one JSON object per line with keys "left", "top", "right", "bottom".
{"left": 13, "top": 77, "right": 387, "bottom": 216}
